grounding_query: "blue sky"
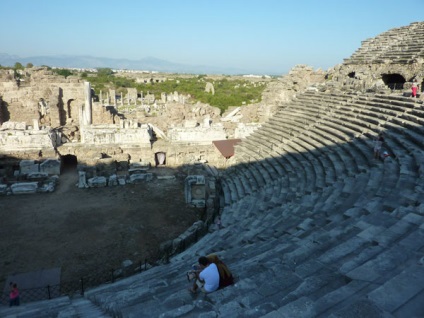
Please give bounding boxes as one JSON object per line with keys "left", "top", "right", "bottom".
{"left": 1, "top": 0, "right": 422, "bottom": 74}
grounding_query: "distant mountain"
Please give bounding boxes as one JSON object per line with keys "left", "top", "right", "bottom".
{"left": 0, "top": 53, "right": 249, "bottom": 75}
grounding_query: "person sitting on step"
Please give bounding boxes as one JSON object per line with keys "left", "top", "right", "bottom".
{"left": 188, "top": 256, "right": 220, "bottom": 294}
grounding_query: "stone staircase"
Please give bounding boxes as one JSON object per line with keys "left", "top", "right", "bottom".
{"left": 0, "top": 295, "right": 111, "bottom": 318}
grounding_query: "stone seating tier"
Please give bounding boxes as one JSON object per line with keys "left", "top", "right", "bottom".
{"left": 343, "top": 22, "right": 424, "bottom": 64}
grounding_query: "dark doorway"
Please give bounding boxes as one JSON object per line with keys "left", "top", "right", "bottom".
{"left": 0, "top": 100, "right": 10, "bottom": 124}
{"left": 62, "top": 154, "right": 77, "bottom": 171}
{"left": 348, "top": 72, "right": 355, "bottom": 78}
{"left": 382, "top": 74, "right": 406, "bottom": 90}
{"left": 67, "top": 99, "right": 74, "bottom": 119}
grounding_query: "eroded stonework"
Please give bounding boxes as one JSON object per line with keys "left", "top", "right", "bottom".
{"left": 2, "top": 68, "right": 318, "bottom": 171}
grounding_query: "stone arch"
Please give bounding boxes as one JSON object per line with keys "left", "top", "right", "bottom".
{"left": 61, "top": 154, "right": 78, "bottom": 172}
{"left": 381, "top": 73, "right": 406, "bottom": 90}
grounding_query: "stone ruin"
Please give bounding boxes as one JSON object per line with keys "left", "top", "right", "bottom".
{"left": 204, "top": 82, "right": 215, "bottom": 95}
{"left": 184, "top": 175, "right": 206, "bottom": 207}
{"left": 2, "top": 65, "right": 317, "bottom": 194}
{"left": 0, "top": 158, "right": 60, "bottom": 195}
{"left": 77, "top": 161, "right": 153, "bottom": 189}
{"left": 2, "top": 21, "right": 424, "bottom": 318}
{"left": 3, "top": 22, "right": 423, "bottom": 196}
{"left": 329, "top": 21, "right": 424, "bottom": 93}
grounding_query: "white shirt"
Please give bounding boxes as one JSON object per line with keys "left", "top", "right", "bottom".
{"left": 199, "top": 263, "right": 220, "bottom": 292}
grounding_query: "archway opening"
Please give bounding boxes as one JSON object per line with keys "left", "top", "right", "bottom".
{"left": 67, "top": 99, "right": 74, "bottom": 119}
{"left": 348, "top": 72, "right": 355, "bottom": 78}
{"left": 381, "top": 74, "right": 405, "bottom": 90}
{"left": 155, "top": 152, "right": 166, "bottom": 166}
{"left": 62, "top": 154, "right": 78, "bottom": 172}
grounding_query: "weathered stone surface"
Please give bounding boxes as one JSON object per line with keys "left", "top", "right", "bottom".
{"left": 87, "top": 176, "right": 107, "bottom": 187}
{"left": 10, "top": 182, "right": 38, "bottom": 194}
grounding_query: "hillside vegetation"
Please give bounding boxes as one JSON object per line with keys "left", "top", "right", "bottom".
{"left": 78, "top": 68, "right": 268, "bottom": 113}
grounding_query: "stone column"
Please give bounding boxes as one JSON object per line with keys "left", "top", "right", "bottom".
{"left": 0, "top": 97, "right": 4, "bottom": 125}
{"left": 203, "top": 116, "right": 210, "bottom": 128}
{"left": 83, "top": 81, "right": 92, "bottom": 125}
{"left": 33, "top": 119, "right": 39, "bottom": 131}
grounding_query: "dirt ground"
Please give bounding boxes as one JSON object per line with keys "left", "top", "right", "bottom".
{"left": 0, "top": 166, "right": 201, "bottom": 289}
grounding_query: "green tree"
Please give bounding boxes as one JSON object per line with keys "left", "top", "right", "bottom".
{"left": 52, "top": 68, "right": 73, "bottom": 78}
{"left": 26, "top": 62, "right": 34, "bottom": 68}
{"left": 14, "top": 62, "right": 24, "bottom": 70}
{"left": 97, "top": 68, "right": 114, "bottom": 77}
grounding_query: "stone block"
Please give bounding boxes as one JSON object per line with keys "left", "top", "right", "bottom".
{"left": 118, "top": 176, "right": 127, "bottom": 185}
{"left": 346, "top": 245, "right": 413, "bottom": 282}
{"left": 40, "top": 159, "right": 61, "bottom": 175}
{"left": 10, "top": 182, "right": 38, "bottom": 194}
{"left": 129, "top": 173, "right": 153, "bottom": 184}
{"left": 87, "top": 176, "right": 107, "bottom": 187}
{"left": 38, "top": 181, "right": 56, "bottom": 193}
{"left": 401, "top": 213, "right": 423, "bottom": 225}
{"left": 20, "top": 160, "right": 39, "bottom": 174}
{"left": 0, "top": 184, "right": 8, "bottom": 195}
{"left": 330, "top": 299, "right": 386, "bottom": 318}
{"left": 108, "top": 174, "right": 118, "bottom": 186}
{"left": 273, "top": 296, "right": 315, "bottom": 318}
{"left": 369, "top": 265, "right": 424, "bottom": 312}
{"left": 78, "top": 171, "right": 88, "bottom": 189}
{"left": 27, "top": 172, "right": 49, "bottom": 181}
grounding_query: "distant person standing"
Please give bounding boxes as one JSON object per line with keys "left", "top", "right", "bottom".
{"left": 216, "top": 216, "right": 222, "bottom": 230}
{"left": 373, "top": 133, "right": 384, "bottom": 159}
{"left": 9, "top": 282, "right": 20, "bottom": 307}
{"left": 411, "top": 80, "right": 418, "bottom": 98}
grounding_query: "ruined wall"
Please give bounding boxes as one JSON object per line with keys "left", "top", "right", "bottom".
{"left": 59, "top": 140, "right": 228, "bottom": 171}
{"left": 0, "top": 68, "right": 86, "bottom": 128}
{"left": 0, "top": 123, "right": 58, "bottom": 151}
{"left": 330, "top": 22, "right": 424, "bottom": 92}
{"left": 0, "top": 66, "right": 326, "bottom": 172}
{"left": 80, "top": 123, "right": 151, "bottom": 145}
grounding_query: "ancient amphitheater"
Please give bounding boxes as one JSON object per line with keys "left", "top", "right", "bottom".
{"left": 1, "top": 21, "right": 424, "bottom": 317}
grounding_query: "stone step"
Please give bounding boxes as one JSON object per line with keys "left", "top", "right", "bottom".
{"left": 0, "top": 296, "right": 73, "bottom": 318}
{"left": 368, "top": 265, "right": 424, "bottom": 315}
{"left": 70, "top": 296, "right": 111, "bottom": 318}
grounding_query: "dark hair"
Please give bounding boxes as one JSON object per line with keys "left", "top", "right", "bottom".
{"left": 198, "top": 256, "right": 208, "bottom": 266}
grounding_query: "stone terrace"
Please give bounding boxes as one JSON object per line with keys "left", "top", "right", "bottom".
{"left": 344, "top": 21, "right": 424, "bottom": 65}
{"left": 2, "top": 89, "right": 424, "bottom": 317}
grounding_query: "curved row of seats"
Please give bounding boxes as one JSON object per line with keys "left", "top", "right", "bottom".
{"left": 344, "top": 22, "right": 424, "bottom": 64}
